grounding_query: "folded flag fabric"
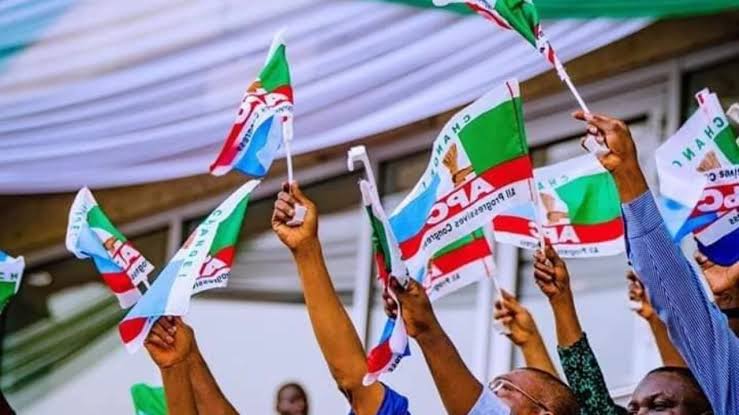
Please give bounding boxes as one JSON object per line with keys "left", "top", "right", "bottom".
{"left": 493, "top": 154, "right": 624, "bottom": 257}
{"left": 656, "top": 89, "right": 739, "bottom": 266}
{"left": 119, "top": 180, "right": 259, "bottom": 353}
{"left": 389, "top": 79, "right": 534, "bottom": 296}
{"left": 0, "top": 250, "right": 24, "bottom": 314}
{"left": 131, "top": 383, "right": 167, "bottom": 415}
{"left": 359, "top": 180, "right": 411, "bottom": 385}
{"left": 434, "top": 0, "right": 561, "bottom": 70}
{"left": 66, "top": 187, "right": 154, "bottom": 309}
{"left": 210, "top": 31, "right": 293, "bottom": 177}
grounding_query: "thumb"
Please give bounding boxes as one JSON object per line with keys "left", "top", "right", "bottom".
{"left": 544, "top": 244, "right": 561, "bottom": 264}
{"left": 500, "top": 290, "right": 524, "bottom": 313}
{"left": 290, "top": 181, "right": 311, "bottom": 206}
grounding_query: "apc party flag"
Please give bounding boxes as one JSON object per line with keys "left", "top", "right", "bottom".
{"left": 656, "top": 89, "right": 739, "bottom": 266}
{"left": 66, "top": 188, "right": 154, "bottom": 309}
{"left": 210, "top": 31, "right": 293, "bottom": 177}
{"left": 359, "top": 180, "right": 411, "bottom": 385}
{"left": 119, "top": 180, "right": 259, "bottom": 353}
{"left": 131, "top": 383, "right": 166, "bottom": 415}
{"left": 0, "top": 250, "right": 24, "bottom": 314}
{"left": 494, "top": 154, "right": 624, "bottom": 257}
{"left": 389, "top": 79, "right": 534, "bottom": 293}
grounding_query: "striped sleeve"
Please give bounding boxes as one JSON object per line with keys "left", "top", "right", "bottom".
{"left": 621, "top": 191, "right": 739, "bottom": 414}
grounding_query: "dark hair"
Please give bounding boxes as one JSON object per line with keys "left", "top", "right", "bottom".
{"left": 516, "top": 367, "right": 580, "bottom": 415}
{"left": 276, "top": 382, "right": 307, "bottom": 401}
{"left": 645, "top": 367, "right": 712, "bottom": 413}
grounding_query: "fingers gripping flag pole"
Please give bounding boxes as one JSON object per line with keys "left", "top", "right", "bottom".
{"left": 348, "top": 146, "right": 412, "bottom": 385}
{"left": 433, "top": 0, "right": 606, "bottom": 154}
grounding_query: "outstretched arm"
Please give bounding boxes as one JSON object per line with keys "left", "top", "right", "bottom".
{"left": 575, "top": 110, "right": 739, "bottom": 414}
{"left": 533, "top": 245, "right": 624, "bottom": 415}
{"left": 386, "top": 278, "right": 508, "bottom": 415}
{"left": 272, "top": 182, "right": 384, "bottom": 415}
{"left": 145, "top": 318, "right": 197, "bottom": 415}
{"left": 627, "top": 272, "right": 686, "bottom": 367}
{"left": 148, "top": 317, "right": 238, "bottom": 415}
{"left": 493, "top": 290, "right": 558, "bottom": 377}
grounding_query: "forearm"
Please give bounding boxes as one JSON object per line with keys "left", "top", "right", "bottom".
{"left": 624, "top": 191, "right": 738, "bottom": 413}
{"left": 292, "top": 240, "right": 371, "bottom": 389}
{"left": 647, "top": 315, "right": 686, "bottom": 367}
{"left": 550, "top": 294, "right": 583, "bottom": 348}
{"left": 188, "top": 347, "right": 238, "bottom": 415}
{"left": 161, "top": 363, "right": 197, "bottom": 415}
{"left": 520, "top": 335, "right": 558, "bottom": 378}
{"left": 416, "top": 323, "right": 482, "bottom": 415}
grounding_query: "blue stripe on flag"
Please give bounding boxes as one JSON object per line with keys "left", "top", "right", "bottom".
{"left": 234, "top": 115, "right": 282, "bottom": 178}
{"left": 125, "top": 260, "right": 184, "bottom": 319}
{"left": 0, "top": 250, "right": 7, "bottom": 261}
{"left": 390, "top": 174, "right": 441, "bottom": 242}
{"left": 698, "top": 228, "right": 739, "bottom": 267}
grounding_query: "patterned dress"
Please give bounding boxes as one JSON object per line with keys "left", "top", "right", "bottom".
{"left": 557, "top": 333, "right": 627, "bottom": 415}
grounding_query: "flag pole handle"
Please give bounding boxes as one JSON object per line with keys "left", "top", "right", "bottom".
{"left": 283, "top": 119, "right": 306, "bottom": 226}
{"left": 482, "top": 226, "right": 511, "bottom": 335}
{"left": 557, "top": 65, "right": 610, "bottom": 156}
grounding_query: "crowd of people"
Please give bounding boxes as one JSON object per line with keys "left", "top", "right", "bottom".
{"left": 137, "top": 111, "right": 738, "bottom": 414}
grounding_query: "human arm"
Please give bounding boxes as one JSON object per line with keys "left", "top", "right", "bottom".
{"left": 492, "top": 290, "right": 558, "bottom": 377}
{"left": 575, "top": 111, "right": 739, "bottom": 414}
{"left": 145, "top": 318, "right": 198, "bottom": 415}
{"left": 272, "top": 182, "right": 384, "bottom": 415}
{"left": 386, "top": 277, "right": 509, "bottom": 415}
{"left": 627, "top": 272, "right": 686, "bottom": 367}
{"left": 533, "top": 244, "right": 624, "bottom": 414}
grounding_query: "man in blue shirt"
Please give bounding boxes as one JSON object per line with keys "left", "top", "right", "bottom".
{"left": 272, "top": 182, "right": 579, "bottom": 415}
{"left": 573, "top": 110, "right": 739, "bottom": 414}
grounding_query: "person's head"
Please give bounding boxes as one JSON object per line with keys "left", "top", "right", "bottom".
{"left": 490, "top": 368, "right": 579, "bottom": 415}
{"left": 275, "top": 382, "right": 308, "bottom": 415}
{"left": 628, "top": 367, "right": 712, "bottom": 414}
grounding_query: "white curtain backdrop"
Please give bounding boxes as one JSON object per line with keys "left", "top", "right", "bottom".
{"left": 0, "top": 0, "right": 650, "bottom": 193}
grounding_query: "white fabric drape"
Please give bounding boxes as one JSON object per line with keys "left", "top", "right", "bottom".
{"left": 0, "top": 0, "right": 650, "bottom": 194}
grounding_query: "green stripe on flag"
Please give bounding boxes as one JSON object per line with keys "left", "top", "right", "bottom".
{"left": 434, "top": 229, "right": 485, "bottom": 258}
{"left": 494, "top": 0, "right": 541, "bottom": 46}
{"left": 555, "top": 172, "right": 620, "bottom": 224}
{"left": 458, "top": 97, "right": 529, "bottom": 174}
{"left": 260, "top": 44, "right": 291, "bottom": 92}
{"left": 209, "top": 197, "right": 249, "bottom": 256}
{"left": 87, "top": 206, "right": 127, "bottom": 242}
{"left": 367, "top": 206, "right": 393, "bottom": 271}
{"left": 715, "top": 127, "right": 739, "bottom": 164}
{"left": 131, "top": 384, "right": 167, "bottom": 415}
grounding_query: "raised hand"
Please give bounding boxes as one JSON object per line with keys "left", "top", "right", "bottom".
{"left": 573, "top": 111, "right": 648, "bottom": 203}
{"left": 627, "top": 270, "right": 654, "bottom": 320}
{"left": 145, "top": 317, "right": 195, "bottom": 369}
{"left": 389, "top": 276, "right": 439, "bottom": 339}
{"left": 533, "top": 244, "right": 572, "bottom": 303}
{"left": 272, "top": 181, "right": 318, "bottom": 252}
{"left": 493, "top": 290, "right": 539, "bottom": 347}
{"left": 694, "top": 251, "right": 739, "bottom": 295}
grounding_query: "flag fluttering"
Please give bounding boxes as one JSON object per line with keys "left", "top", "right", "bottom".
{"left": 433, "top": 0, "right": 591, "bottom": 114}
{"left": 66, "top": 187, "right": 154, "bottom": 309}
{"left": 389, "top": 79, "right": 534, "bottom": 296}
{"left": 0, "top": 250, "right": 24, "bottom": 314}
{"left": 131, "top": 383, "right": 167, "bottom": 415}
{"left": 119, "top": 180, "right": 259, "bottom": 353}
{"left": 656, "top": 89, "right": 739, "bottom": 266}
{"left": 357, "top": 178, "right": 412, "bottom": 385}
{"left": 494, "top": 154, "right": 624, "bottom": 257}
{"left": 210, "top": 31, "right": 293, "bottom": 177}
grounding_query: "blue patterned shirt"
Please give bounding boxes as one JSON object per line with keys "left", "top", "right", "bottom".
{"left": 622, "top": 191, "right": 739, "bottom": 414}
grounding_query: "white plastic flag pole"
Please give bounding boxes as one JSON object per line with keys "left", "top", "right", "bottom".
{"left": 283, "top": 119, "right": 306, "bottom": 226}
{"left": 554, "top": 63, "right": 609, "bottom": 156}
{"left": 528, "top": 179, "right": 547, "bottom": 252}
{"left": 482, "top": 226, "right": 511, "bottom": 335}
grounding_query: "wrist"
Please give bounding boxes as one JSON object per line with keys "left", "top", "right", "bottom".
{"left": 414, "top": 318, "right": 444, "bottom": 346}
{"left": 611, "top": 161, "right": 648, "bottom": 203}
{"left": 292, "top": 238, "right": 321, "bottom": 258}
{"left": 549, "top": 291, "right": 575, "bottom": 308}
